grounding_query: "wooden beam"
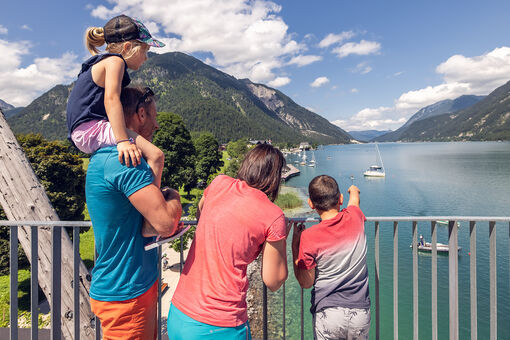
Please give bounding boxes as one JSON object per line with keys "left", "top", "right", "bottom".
{"left": 0, "top": 110, "right": 95, "bottom": 339}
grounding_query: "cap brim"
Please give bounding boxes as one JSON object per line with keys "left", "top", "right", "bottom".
{"left": 138, "top": 37, "right": 165, "bottom": 48}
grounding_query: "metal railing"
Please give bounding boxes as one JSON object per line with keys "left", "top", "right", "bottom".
{"left": 2, "top": 216, "right": 510, "bottom": 339}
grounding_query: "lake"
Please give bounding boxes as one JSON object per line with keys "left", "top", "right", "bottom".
{"left": 274, "top": 142, "right": 510, "bottom": 339}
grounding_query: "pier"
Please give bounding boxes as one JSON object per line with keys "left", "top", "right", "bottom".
{"left": 281, "top": 164, "right": 300, "bottom": 181}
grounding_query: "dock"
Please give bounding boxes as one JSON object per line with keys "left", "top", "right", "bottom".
{"left": 282, "top": 163, "right": 300, "bottom": 181}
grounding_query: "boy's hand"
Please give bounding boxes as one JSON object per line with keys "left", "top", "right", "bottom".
{"left": 291, "top": 222, "right": 305, "bottom": 252}
{"left": 117, "top": 141, "right": 142, "bottom": 167}
{"left": 348, "top": 185, "right": 360, "bottom": 195}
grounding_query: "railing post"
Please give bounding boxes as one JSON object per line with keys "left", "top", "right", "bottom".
{"left": 31, "top": 226, "right": 38, "bottom": 340}
{"left": 263, "top": 284, "right": 268, "bottom": 340}
{"left": 412, "top": 221, "right": 418, "bottom": 340}
{"left": 448, "top": 221, "right": 458, "bottom": 340}
{"left": 73, "top": 227, "right": 80, "bottom": 340}
{"left": 393, "top": 221, "right": 398, "bottom": 340}
{"left": 431, "top": 221, "right": 437, "bottom": 340}
{"left": 470, "top": 221, "right": 477, "bottom": 340}
{"left": 94, "top": 248, "right": 101, "bottom": 339}
{"left": 375, "top": 221, "right": 380, "bottom": 340}
{"left": 179, "top": 235, "right": 183, "bottom": 274}
{"left": 300, "top": 287, "right": 304, "bottom": 340}
{"left": 489, "top": 221, "right": 497, "bottom": 340}
{"left": 157, "top": 245, "right": 162, "bottom": 340}
{"left": 10, "top": 225, "right": 18, "bottom": 340}
{"left": 51, "top": 226, "right": 62, "bottom": 340}
{"left": 282, "top": 282, "right": 286, "bottom": 339}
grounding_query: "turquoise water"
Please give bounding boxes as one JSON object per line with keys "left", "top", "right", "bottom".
{"left": 272, "top": 142, "right": 510, "bottom": 339}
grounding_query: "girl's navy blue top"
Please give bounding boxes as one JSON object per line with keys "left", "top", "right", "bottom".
{"left": 66, "top": 53, "right": 131, "bottom": 140}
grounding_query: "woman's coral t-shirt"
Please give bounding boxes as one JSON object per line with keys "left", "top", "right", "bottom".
{"left": 171, "top": 175, "right": 286, "bottom": 327}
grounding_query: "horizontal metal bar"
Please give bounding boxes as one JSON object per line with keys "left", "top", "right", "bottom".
{"left": 2, "top": 216, "right": 509, "bottom": 227}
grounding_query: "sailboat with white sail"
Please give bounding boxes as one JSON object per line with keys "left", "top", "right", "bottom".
{"left": 299, "top": 151, "right": 307, "bottom": 166}
{"left": 363, "top": 144, "right": 385, "bottom": 177}
{"left": 308, "top": 151, "right": 316, "bottom": 167}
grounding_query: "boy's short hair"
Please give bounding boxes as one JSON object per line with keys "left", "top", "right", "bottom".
{"left": 308, "top": 175, "right": 340, "bottom": 211}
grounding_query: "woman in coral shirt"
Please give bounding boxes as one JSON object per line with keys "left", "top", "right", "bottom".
{"left": 168, "top": 144, "right": 290, "bottom": 339}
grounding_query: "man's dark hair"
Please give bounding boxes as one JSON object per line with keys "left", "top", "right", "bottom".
{"left": 120, "top": 87, "right": 155, "bottom": 118}
{"left": 308, "top": 175, "right": 340, "bottom": 211}
{"left": 237, "top": 144, "right": 286, "bottom": 202}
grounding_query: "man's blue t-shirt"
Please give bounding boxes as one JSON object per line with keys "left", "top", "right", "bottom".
{"left": 86, "top": 146, "right": 157, "bottom": 301}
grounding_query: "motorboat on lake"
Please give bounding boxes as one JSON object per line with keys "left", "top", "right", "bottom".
{"left": 410, "top": 234, "right": 461, "bottom": 254}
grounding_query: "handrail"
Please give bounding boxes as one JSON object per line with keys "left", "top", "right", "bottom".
{"left": 2, "top": 217, "right": 510, "bottom": 339}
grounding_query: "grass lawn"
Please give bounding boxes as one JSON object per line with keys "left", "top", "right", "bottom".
{"left": 0, "top": 269, "right": 31, "bottom": 327}
{"left": 274, "top": 191, "right": 303, "bottom": 210}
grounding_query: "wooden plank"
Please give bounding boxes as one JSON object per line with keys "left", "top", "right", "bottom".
{"left": 0, "top": 112, "right": 95, "bottom": 339}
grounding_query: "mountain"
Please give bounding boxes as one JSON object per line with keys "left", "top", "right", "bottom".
{"left": 374, "top": 95, "right": 484, "bottom": 142}
{"left": 3, "top": 107, "right": 24, "bottom": 118}
{"left": 348, "top": 130, "right": 391, "bottom": 142}
{"left": 7, "top": 52, "right": 351, "bottom": 145}
{"left": 6, "top": 84, "right": 73, "bottom": 140}
{"left": 0, "top": 99, "right": 14, "bottom": 111}
{"left": 389, "top": 81, "right": 510, "bottom": 141}
{"left": 128, "top": 52, "right": 351, "bottom": 144}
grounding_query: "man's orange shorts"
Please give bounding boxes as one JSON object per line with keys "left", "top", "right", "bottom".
{"left": 90, "top": 280, "right": 158, "bottom": 340}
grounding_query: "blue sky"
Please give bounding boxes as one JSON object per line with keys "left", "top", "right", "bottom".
{"left": 1, "top": 0, "right": 510, "bottom": 131}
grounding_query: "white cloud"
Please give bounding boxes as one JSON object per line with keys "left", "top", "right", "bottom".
{"left": 351, "top": 88, "right": 359, "bottom": 93}
{"left": 0, "top": 25, "right": 7, "bottom": 35}
{"left": 91, "top": 0, "right": 305, "bottom": 85}
{"left": 353, "top": 62, "right": 372, "bottom": 74}
{"left": 318, "top": 31, "right": 355, "bottom": 48}
{"left": 393, "top": 71, "right": 404, "bottom": 77}
{"left": 0, "top": 39, "right": 79, "bottom": 107}
{"left": 268, "top": 76, "right": 291, "bottom": 87}
{"left": 288, "top": 55, "right": 322, "bottom": 67}
{"left": 337, "top": 46, "right": 510, "bottom": 131}
{"left": 332, "top": 106, "right": 405, "bottom": 131}
{"left": 310, "top": 76, "right": 329, "bottom": 88}
{"left": 21, "top": 25, "right": 32, "bottom": 31}
{"left": 332, "top": 40, "right": 381, "bottom": 58}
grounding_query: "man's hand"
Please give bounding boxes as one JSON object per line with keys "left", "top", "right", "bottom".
{"left": 347, "top": 185, "right": 360, "bottom": 208}
{"left": 161, "top": 187, "right": 180, "bottom": 201}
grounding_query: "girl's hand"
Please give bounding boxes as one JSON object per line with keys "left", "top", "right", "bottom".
{"left": 117, "top": 141, "right": 142, "bottom": 167}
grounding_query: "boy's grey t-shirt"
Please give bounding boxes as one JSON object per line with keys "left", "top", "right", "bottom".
{"left": 296, "top": 205, "right": 370, "bottom": 313}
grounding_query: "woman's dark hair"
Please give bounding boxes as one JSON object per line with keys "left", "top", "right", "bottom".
{"left": 237, "top": 144, "right": 286, "bottom": 202}
{"left": 308, "top": 175, "right": 340, "bottom": 211}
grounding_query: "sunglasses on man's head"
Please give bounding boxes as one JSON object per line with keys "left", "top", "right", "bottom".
{"left": 135, "top": 87, "right": 155, "bottom": 112}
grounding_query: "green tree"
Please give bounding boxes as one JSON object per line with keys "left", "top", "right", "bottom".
{"left": 17, "top": 134, "right": 86, "bottom": 221}
{"left": 153, "top": 112, "right": 197, "bottom": 192}
{"left": 0, "top": 134, "right": 86, "bottom": 274}
{"left": 225, "top": 138, "right": 249, "bottom": 178}
{"left": 193, "top": 132, "right": 223, "bottom": 187}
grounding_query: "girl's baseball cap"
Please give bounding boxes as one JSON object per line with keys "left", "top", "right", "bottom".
{"left": 104, "top": 15, "right": 165, "bottom": 48}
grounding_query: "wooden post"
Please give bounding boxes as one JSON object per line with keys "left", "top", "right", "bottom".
{"left": 0, "top": 110, "right": 95, "bottom": 339}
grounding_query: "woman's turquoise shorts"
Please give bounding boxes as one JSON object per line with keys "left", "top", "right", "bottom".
{"left": 167, "top": 304, "right": 252, "bottom": 340}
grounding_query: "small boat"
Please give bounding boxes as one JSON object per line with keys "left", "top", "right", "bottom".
{"left": 364, "top": 144, "right": 385, "bottom": 177}
{"left": 410, "top": 235, "right": 461, "bottom": 253}
{"left": 436, "top": 220, "right": 460, "bottom": 227}
{"left": 299, "top": 151, "right": 307, "bottom": 166}
{"left": 308, "top": 151, "right": 316, "bottom": 167}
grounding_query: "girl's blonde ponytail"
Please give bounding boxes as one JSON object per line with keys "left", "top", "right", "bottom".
{"left": 85, "top": 27, "right": 105, "bottom": 55}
